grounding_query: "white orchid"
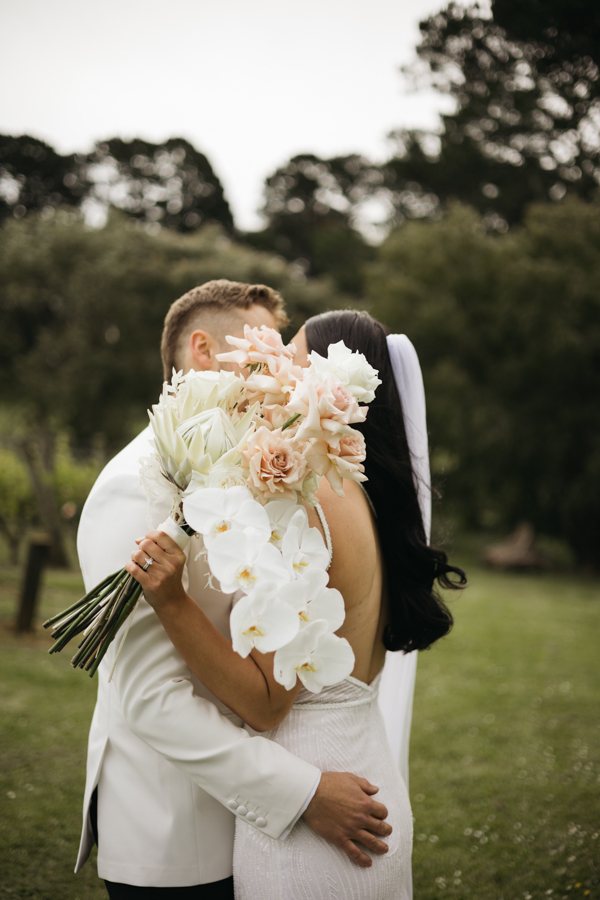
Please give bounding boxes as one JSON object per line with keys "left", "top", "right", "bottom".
{"left": 207, "top": 528, "right": 290, "bottom": 594}
{"left": 281, "top": 508, "right": 331, "bottom": 580}
{"left": 283, "top": 569, "right": 346, "bottom": 632}
{"left": 308, "top": 341, "right": 381, "bottom": 403}
{"left": 273, "top": 619, "right": 355, "bottom": 693}
{"left": 230, "top": 586, "right": 300, "bottom": 658}
{"left": 183, "top": 486, "right": 271, "bottom": 546}
{"left": 265, "top": 499, "right": 303, "bottom": 547}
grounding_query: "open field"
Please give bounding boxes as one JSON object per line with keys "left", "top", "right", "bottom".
{"left": 0, "top": 541, "right": 598, "bottom": 899}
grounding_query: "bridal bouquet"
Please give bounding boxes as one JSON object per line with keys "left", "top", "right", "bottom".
{"left": 44, "top": 326, "right": 381, "bottom": 691}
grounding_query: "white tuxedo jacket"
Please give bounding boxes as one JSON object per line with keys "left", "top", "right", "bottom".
{"left": 75, "top": 427, "right": 319, "bottom": 888}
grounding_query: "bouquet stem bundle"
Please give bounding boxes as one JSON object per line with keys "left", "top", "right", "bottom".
{"left": 43, "top": 569, "right": 142, "bottom": 676}
{"left": 43, "top": 520, "right": 195, "bottom": 676}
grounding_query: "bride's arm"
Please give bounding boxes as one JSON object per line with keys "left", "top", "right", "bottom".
{"left": 125, "top": 531, "right": 302, "bottom": 733}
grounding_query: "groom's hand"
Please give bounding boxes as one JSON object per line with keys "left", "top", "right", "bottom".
{"left": 302, "top": 772, "right": 391, "bottom": 868}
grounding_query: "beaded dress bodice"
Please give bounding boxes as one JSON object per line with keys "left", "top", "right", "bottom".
{"left": 233, "top": 671, "right": 412, "bottom": 900}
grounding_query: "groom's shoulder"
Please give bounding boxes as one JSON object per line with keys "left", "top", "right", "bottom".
{"left": 100, "top": 426, "right": 153, "bottom": 480}
{"left": 89, "top": 426, "right": 153, "bottom": 498}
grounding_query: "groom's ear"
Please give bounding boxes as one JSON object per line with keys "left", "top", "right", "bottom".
{"left": 187, "top": 328, "right": 221, "bottom": 371}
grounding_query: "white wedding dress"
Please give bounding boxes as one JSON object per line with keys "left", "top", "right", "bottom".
{"left": 233, "top": 671, "right": 413, "bottom": 899}
{"left": 234, "top": 334, "right": 429, "bottom": 898}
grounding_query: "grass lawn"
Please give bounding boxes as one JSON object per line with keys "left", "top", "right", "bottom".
{"left": 0, "top": 540, "right": 598, "bottom": 899}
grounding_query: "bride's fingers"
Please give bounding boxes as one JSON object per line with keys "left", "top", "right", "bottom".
{"left": 125, "top": 558, "right": 150, "bottom": 586}
{"left": 136, "top": 537, "right": 168, "bottom": 565}
{"left": 130, "top": 547, "right": 160, "bottom": 572}
{"left": 145, "top": 529, "right": 186, "bottom": 559}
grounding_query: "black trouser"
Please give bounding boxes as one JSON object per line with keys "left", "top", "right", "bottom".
{"left": 90, "top": 789, "right": 235, "bottom": 900}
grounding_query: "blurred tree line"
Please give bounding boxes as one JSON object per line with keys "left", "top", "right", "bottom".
{"left": 0, "top": 215, "right": 341, "bottom": 565}
{"left": 367, "top": 198, "right": 600, "bottom": 571}
{"left": 1, "top": 0, "right": 599, "bottom": 570}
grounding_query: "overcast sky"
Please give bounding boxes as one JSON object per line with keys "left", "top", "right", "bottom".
{"left": 0, "top": 0, "right": 489, "bottom": 230}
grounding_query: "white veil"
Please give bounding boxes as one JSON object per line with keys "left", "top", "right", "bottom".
{"left": 377, "top": 335, "right": 431, "bottom": 791}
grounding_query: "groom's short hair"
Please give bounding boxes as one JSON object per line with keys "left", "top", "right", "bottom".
{"left": 161, "top": 279, "right": 288, "bottom": 381}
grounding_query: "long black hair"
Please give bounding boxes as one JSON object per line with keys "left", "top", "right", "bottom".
{"left": 305, "top": 309, "right": 466, "bottom": 653}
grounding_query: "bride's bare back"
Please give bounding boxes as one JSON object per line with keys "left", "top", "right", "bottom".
{"left": 307, "top": 478, "right": 388, "bottom": 685}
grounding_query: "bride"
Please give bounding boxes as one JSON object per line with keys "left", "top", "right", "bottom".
{"left": 128, "top": 309, "right": 465, "bottom": 899}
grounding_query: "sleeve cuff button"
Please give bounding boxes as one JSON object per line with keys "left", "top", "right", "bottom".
{"left": 255, "top": 817, "right": 267, "bottom": 828}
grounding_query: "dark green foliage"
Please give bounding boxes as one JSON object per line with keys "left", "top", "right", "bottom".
{"left": 492, "top": 0, "right": 600, "bottom": 60}
{"left": 84, "top": 137, "right": 234, "bottom": 233}
{"left": 245, "top": 154, "right": 377, "bottom": 294}
{"left": 367, "top": 197, "right": 600, "bottom": 569}
{"left": 0, "top": 134, "right": 234, "bottom": 234}
{"left": 0, "top": 135, "right": 82, "bottom": 223}
{"left": 387, "top": 2, "right": 600, "bottom": 228}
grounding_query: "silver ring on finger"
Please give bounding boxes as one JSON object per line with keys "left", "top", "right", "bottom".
{"left": 142, "top": 557, "right": 154, "bottom": 571}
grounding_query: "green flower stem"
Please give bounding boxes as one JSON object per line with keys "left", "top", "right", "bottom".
{"left": 70, "top": 575, "right": 133, "bottom": 669}
{"left": 46, "top": 570, "right": 125, "bottom": 643}
{"left": 42, "top": 571, "right": 116, "bottom": 629}
{"left": 48, "top": 571, "right": 129, "bottom": 655}
{"left": 47, "top": 516, "right": 195, "bottom": 678}
{"left": 86, "top": 583, "right": 143, "bottom": 677}
{"left": 281, "top": 413, "right": 301, "bottom": 431}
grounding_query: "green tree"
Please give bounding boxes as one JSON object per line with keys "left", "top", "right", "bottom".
{"left": 0, "top": 135, "right": 234, "bottom": 234}
{"left": 83, "top": 137, "right": 234, "bottom": 233}
{"left": 386, "top": 1, "right": 600, "bottom": 229}
{"left": 246, "top": 154, "right": 379, "bottom": 294}
{"left": 367, "top": 197, "right": 600, "bottom": 570}
{"left": 0, "top": 446, "right": 36, "bottom": 564}
{"left": 0, "top": 135, "right": 82, "bottom": 224}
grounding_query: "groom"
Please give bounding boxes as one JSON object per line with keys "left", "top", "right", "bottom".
{"left": 76, "top": 280, "right": 392, "bottom": 899}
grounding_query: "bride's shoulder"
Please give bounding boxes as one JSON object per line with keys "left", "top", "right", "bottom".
{"left": 312, "top": 479, "right": 378, "bottom": 569}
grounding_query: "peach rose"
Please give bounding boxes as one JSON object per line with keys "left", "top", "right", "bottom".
{"left": 286, "top": 373, "right": 367, "bottom": 448}
{"left": 305, "top": 432, "right": 367, "bottom": 497}
{"left": 243, "top": 426, "right": 308, "bottom": 499}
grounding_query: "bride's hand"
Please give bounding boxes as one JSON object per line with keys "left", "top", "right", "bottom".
{"left": 125, "top": 530, "right": 188, "bottom": 613}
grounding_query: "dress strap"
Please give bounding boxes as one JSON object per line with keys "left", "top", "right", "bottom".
{"left": 314, "top": 500, "right": 332, "bottom": 570}
{"left": 359, "top": 483, "right": 377, "bottom": 518}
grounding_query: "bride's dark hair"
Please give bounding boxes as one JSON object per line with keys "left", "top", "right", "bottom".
{"left": 304, "top": 309, "right": 466, "bottom": 653}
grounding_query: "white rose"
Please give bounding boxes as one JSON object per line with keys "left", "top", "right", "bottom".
{"left": 308, "top": 340, "right": 381, "bottom": 403}
{"left": 204, "top": 464, "right": 248, "bottom": 490}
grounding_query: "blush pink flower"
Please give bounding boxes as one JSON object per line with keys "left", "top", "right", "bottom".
{"left": 259, "top": 403, "right": 297, "bottom": 432}
{"left": 217, "top": 325, "right": 295, "bottom": 368}
{"left": 243, "top": 426, "right": 308, "bottom": 499}
{"left": 245, "top": 354, "right": 304, "bottom": 406}
{"left": 285, "top": 373, "right": 366, "bottom": 448}
{"left": 305, "top": 432, "right": 367, "bottom": 496}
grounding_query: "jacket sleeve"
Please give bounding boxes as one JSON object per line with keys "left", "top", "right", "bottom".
{"left": 77, "top": 470, "right": 320, "bottom": 840}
